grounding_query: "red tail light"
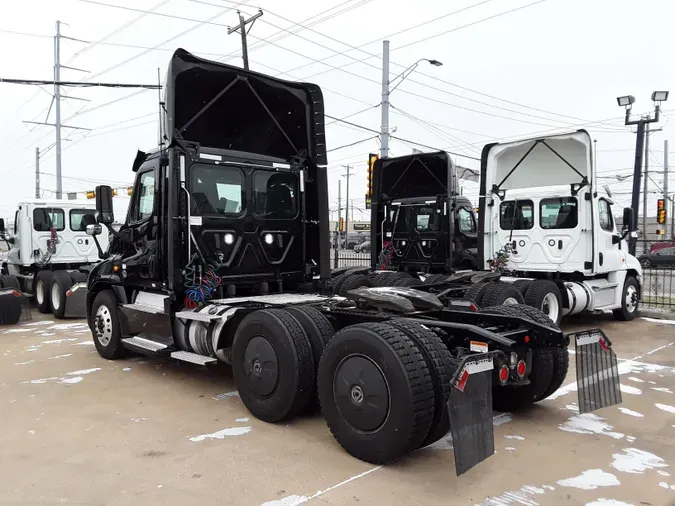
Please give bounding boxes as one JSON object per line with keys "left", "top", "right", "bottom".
{"left": 66, "top": 290, "right": 73, "bottom": 297}
{"left": 498, "top": 365, "right": 509, "bottom": 384}
{"left": 516, "top": 360, "right": 526, "bottom": 378}
{"left": 11, "top": 290, "right": 21, "bottom": 297}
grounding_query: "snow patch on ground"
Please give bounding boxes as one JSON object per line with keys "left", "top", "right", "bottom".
{"left": 189, "top": 426, "right": 251, "bottom": 442}
{"left": 212, "top": 391, "right": 240, "bottom": 400}
{"left": 3, "top": 328, "right": 29, "bottom": 334}
{"left": 236, "top": 417, "right": 249, "bottom": 422}
{"left": 48, "top": 354, "right": 73, "bottom": 360}
{"left": 478, "top": 485, "right": 546, "bottom": 505}
{"left": 585, "top": 499, "right": 634, "bottom": 506}
{"left": 66, "top": 368, "right": 100, "bottom": 376}
{"left": 24, "top": 321, "right": 54, "bottom": 326}
{"left": 504, "top": 435, "right": 525, "bottom": 440}
{"left": 557, "top": 469, "right": 620, "bottom": 490}
{"left": 652, "top": 387, "right": 673, "bottom": 394}
{"left": 658, "top": 482, "right": 675, "bottom": 490}
{"left": 73, "top": 341, "right": 94, "bottom": 346}
{"left": 122, "top": 368, "right": 131, "bottom": 372}
{"left": 559, "top": 413, "right": 624, "bottom": 440}
{"left": 619, "top": 384, "right": 642, "bottom": 395}
{"left": 492, "top": 413, "right": 512, "bottom": 426}
{"left": 49, "top": 323, "right": 88, "bottom": 331}
{"left": 505, "top": 447, "right": 516, "bottom": 452}
{"left": 656, "top": 403, "right": 675, "bottom": 414}
{"left": 611, "top": 448, "right": 668, "bottom": 474}
{"left": 642, "top": 317, "right": 675, "bottom": 325}
{"left": 618, "top": 407, "right": 644, "bottom": 418}
{"left": 261, "top": 495, "right": 310, "bottom": 506}
{"left": 14, "top": 360, "right": 34, "bottom": 366}
{"left": 41, "top": 338, "right": 78, "bottom": 344}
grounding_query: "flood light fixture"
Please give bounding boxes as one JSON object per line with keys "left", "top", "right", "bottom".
{"left": 651, "top": 91, "right": 669, "bottom": 103}
{"left": 426, "top": 59, "right": 443, "bottom": 67}
{"left": 616, "top": 95, "right": 635, "bottom": 108}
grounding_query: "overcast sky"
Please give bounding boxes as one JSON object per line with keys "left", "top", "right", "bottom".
{"left": 0, "top": 0, "right": 673, "bottom": 225}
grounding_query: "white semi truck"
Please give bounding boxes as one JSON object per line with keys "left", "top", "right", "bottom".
{"left": 0, "top": 199, "right": 109, "bottom": 319}
{"left": 335, "top": 130, "right": 642, "bottom": 325}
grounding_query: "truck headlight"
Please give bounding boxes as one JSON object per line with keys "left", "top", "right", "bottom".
{"left": 224, "top": 233, "right": 234, "bottom": 245}
{"left": 264, "top": 234, "right": 273, "bottom": 245}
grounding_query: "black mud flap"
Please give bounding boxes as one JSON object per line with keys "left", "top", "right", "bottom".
{"left": 63, "top": 283, "right": 88, "bottom": 319}
{"left": 0, "top": 289, "right": 30, "bottom": 324}
{"left": 447, "top": 353, "right": 495, "bottom": 476}
{"left": 572, "top": 328, "right": 622, "bottom": 413}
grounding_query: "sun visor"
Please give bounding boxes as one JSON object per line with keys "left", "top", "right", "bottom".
{"left": 482, "top": 130, "right": 592, "bottom": 195}
{"left": 374, "top": 151, "right": 454, "bottom": 202}
{"left": 163, "top": 48, "right": 327, "bottom": 165}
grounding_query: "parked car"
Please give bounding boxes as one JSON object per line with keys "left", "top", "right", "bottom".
{"left": 354, "top": 241, "right": 371, "bottom": 253}
{"left": 638, "top": 247, "right": 675, "bottom": 269}
{"left": 650, "top": 241, "right": 675, "bottom": 254}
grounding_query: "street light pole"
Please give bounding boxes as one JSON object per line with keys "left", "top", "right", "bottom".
{"left": 617, "top": 91, "right": 669, "bottom": 255}
{"left": 378, "top": 40, "right": 442, "bottom": 159}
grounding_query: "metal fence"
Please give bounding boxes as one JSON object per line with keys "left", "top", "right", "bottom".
{"left": 332, "top": 249, "right": 370, "bottom": 269}
{"left": 637, "top": 240, "right": 675, "bottom": 311}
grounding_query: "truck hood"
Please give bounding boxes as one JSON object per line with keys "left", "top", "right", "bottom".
{"left": 481, "top": 130, "right": 592, "bottom": 196}
{"left": 163, "top": 48, "right": 327, "bottom": 166}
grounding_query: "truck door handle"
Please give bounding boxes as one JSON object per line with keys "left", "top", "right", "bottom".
{"left": 558, "top": 240, "right": 563, "bottom": 250}
{"left": 512, "top": 240, "right": 516, "bottom": 249}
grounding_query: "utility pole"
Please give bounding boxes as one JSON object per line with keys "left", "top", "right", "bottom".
{"left": 337, "top": 180, "right": 341, "bottom": 251}
{"left": 227, "top": 10, "right": 263, "bottom": 70}
{"left": 343, "top": 165, "right": 351, "bottom": 248}
{"left": 54, "top": 20, "right": 63, "bottom": 199}
{"left": 379, "top": 40, "right": 390, "bottom": 158}
{"left": 35, "top": 147, "right": 40, "bottom": 198}
{"left": 665, "top": 139, "right": 669, "bottom": 238}
{"left": 643, "top": 123, "right": 650, "bottom": 241}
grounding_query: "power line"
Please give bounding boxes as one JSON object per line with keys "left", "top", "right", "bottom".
{"left": 327, "top": 135, "right": 378, "bottom": 153}
{"left": 0, "top": 78, "right": 160, "bottom": 89}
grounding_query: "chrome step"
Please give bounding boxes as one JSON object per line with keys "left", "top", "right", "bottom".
{"left": 122, "top": 302, "right": 165, "bottom": 315}
{"left": 121, "top": 337, "right": 168, "bottom": 352}
{"left": 211, "top": 293, "right": 328, "bottom": 305}
{"left": 170, "top": 350, "right": 217, "bottom": 365}
{"left": 175, "top": 310, "right": 221, "bottom": 322}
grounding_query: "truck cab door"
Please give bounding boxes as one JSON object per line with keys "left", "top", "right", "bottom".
{"left": 595, "top": 198, "right": 622, "bottom": 273}
{"left": 118, "top": 163, "right": 161, "bottom": 288}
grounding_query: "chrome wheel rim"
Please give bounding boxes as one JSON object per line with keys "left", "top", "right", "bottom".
{"left": 94, "top": 305, "right": 113, "bottom": 346}
{"left": 541, "top": 293, "right": 559, "bottom": 322}
{"left": 626, "top": 285, "right": 638, "bottom": 313}
{"left": 51, "top": 283, "right": 61, "bottom": 310}
{"left": 503, "top": 297, "right": 520, "bottom": 306}
{"left": 36, "top": 280, "right": 44, "bottom": 305}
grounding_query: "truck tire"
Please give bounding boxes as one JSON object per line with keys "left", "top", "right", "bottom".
{"left": 477, "top": 304, "right": 557, "bottom": 411}
{"left": 539, "top": 346, "right": 569, "bottom": 401}
{"left": 35, "top": 270, "right": 53, "bottom": 314}
{"left": 523, "top": 280, "right": 563, "bottom": 325}
{"left": 50, "top": 271, "right": 73, "bottom": 319}
{"left": 462, "top": 282, "right": 492, "bottom": 306}
{"left": 423, "top": 274, "right": 445, "bottom": 285}
{"left": 513, "top": 279, "right": 532, "bottom": 298}
{"left": 91, "top": 290, "right": 128, "bottom": 360}
{"left": 613, "top": 275, "right": 639, "bottom": 321}
{"left": 328, "top": 274, "right": 348, "bottom": 294}
{"left": 284, "top": 306, "right": 335, "bottom": 413}
{"left": 317, "top": 322, "right": 434, "bottom": 464}
{"left": 2, "top": 275, "right": 21, "bottom": 290}
{"left": 386, "top": 320, "right": 454, "bottom": 449}
{"left": 0, "top": 293, "right": 22, "bottom": 325}
{"left": 232, "top": 308, "right": 314, "bottom": 423}
{"left": 69, "top": 271, "right": 88, "bottom": 283}
{"left": 337, "top": 274, "right": 372, "bottom": 296}
{"left": 481, "top": 282, "right": 524, "bottom": 307}
{"left": 393, "top": 276, "right": 421, "bottom": 287}
{"left": 371, "top": 272, "right": 396, "bottom": 287}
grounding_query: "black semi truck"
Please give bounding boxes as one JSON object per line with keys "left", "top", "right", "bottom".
{"left": 83, "top": 49, "right": 622, "bottom": 476}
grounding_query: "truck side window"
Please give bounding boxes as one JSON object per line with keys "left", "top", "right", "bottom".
{"left": 458, "top": 207, "right": 476, "bottom": 233}
{"left": 254, "top": 171, "right": 298, "bottom": 219}
{"left": 598, "top": 199, "right": 613, "bottom": 232}
{"left": 33, "top": 208, "right": 65, "bottom": 232}
{"left": 131, "top": 171, "right": 156, "bottom": 222}
{"left": 540, "top": 197, "right": 578, "bottom": 230}
{"left": 500, "top": 201, "right": 534, "bottom": 230}
{"left": 14, "top": 210, "right": 19, "bottom": 234}
{"left": 70, "top": 209, "right": 95, "bottom": 232}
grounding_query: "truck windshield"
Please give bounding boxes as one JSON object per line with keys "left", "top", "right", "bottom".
{"left": 190, "top": 163, "right": 245, "bottom": 215}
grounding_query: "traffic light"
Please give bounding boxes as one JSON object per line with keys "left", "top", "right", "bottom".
{"left": 339, "top": 217, "right": 344, "bottom": 232}
{"left": 366, "top": 153, "right": 378, "bottom": 209}
{"left": 656, "top": 229, "right": 665, "bottom": 236}
{"left": 657, "top": 198, "right": 666, "bottom": 224}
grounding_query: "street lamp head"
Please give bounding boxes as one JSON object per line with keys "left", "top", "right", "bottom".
{"left": 426, "top": 59, "right": 443, "bottom": 67}
{"left": 651, "top": 91, "right": 669, "bottom": 103}
{"left": 617, "top": 95, "right": 635, "bottom": 108}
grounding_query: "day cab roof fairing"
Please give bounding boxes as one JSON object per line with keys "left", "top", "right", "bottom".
{"left": 162, "top": 48, "right": 327, "bottom": 168}
{"left": 159, "top": 48, "right": 330, "bottom": 287}
{"left": 477, "top": 130, "right": 593, "bottom": 269}
{"left": 370, "top": 151, "right": 456, "bottom": 271}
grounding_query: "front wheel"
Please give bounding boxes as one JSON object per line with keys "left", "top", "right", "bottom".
{"left": 613, "top": 275, "right": 639, "bottom": 321}
{"left": 91, "top": 290, "right": 128, "bottom": 360}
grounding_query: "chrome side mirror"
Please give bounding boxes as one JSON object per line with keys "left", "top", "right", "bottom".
{"left": 86, "top": 224, "right": 102, "bottom": 237}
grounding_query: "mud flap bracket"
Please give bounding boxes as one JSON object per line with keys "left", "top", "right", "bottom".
{"left": 447, "top": 353, "right": 495, "bottom": 476}
{"left": 572, "top": 328, "right": 622, "bottom": 413}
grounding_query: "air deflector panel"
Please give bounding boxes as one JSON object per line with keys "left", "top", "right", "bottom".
{"left": 163, "top": 48, "right": 326, "bottom": 165}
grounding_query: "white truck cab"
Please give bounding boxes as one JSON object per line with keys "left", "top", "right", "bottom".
{"left": 1, "top": 199, "right": 109, "bottom": 318}
{"left": 479, "top": 130, "right": 641, "bottom": 322}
